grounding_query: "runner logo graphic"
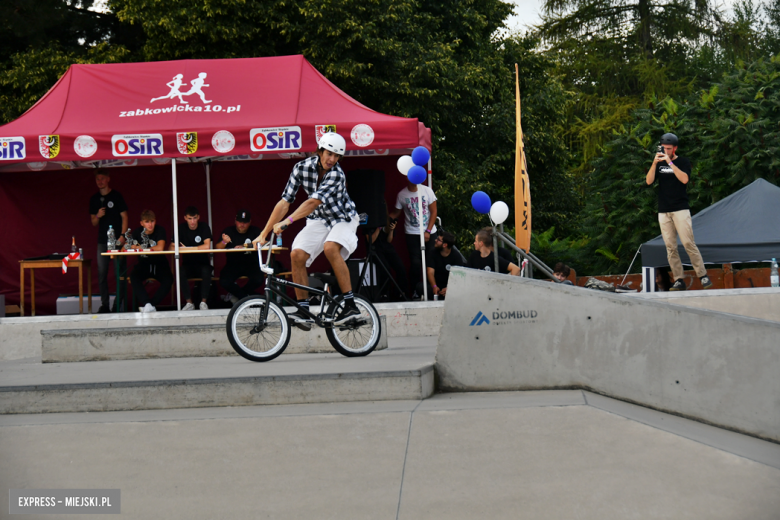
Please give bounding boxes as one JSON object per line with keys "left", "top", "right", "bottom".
{"left": 118, "top": 72, "right": 241, "bottom": 118}
{"left": 39, "top": 135, "right": 60, "bottom": 159}
{"left": 315, "top": 125, "right": 337, "bottom": 144}
{"left": 151, "top": 73, "right": 212, "bottom": 104}
{"left": 469, "top": 311, "right": 490, "bottom": 326}
{"left": 177, "top": 132, "right": 198, "bottom": 154}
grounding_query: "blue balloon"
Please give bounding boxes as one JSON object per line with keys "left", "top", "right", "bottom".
{"left": 411, "top": 146, "right": 431, "bottom": 166}
{"left": 408, "top": 165, "right": 427, "bottom": 185}
{"left": 471, "top": 191, "right": 492, "bottom": 214}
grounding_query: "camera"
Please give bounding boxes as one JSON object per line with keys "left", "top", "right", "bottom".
{"left": 656, "top": 144, "right": 665, "bottom": 154}
{"left": 389, "top": 217, "right": 398, "bottom": 224}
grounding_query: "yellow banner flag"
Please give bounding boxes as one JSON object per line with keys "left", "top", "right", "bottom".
{"left": 514, "top": 63, "right": 531, "bottom": 252}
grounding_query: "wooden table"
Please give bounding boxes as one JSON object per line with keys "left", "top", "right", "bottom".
{"left": 101, "top": 246, "right": 286, "bottom": 257}
{"left": 19, "top": 259, "right": 92, "bottom": 316}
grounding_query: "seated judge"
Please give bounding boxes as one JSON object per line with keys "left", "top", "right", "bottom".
{"left": 170, "top": 206, "right": 212, "bottom": 310}
{"left": 128, "top": 209, "right": 172, "bottom": 313}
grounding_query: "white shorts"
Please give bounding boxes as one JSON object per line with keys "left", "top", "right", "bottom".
{"left": 291, "top": 217, "right": 359, "bottom": 268}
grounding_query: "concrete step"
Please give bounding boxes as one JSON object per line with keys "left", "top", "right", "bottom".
{"left": 41, "top": 316, "right": 387, "bottom": 363}
{"left": 0, "top": 337, "right": 436, "bottom": 414}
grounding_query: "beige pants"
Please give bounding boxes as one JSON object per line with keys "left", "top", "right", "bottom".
{"left": 658, "top": 210, "right": 707, "bottom": 280}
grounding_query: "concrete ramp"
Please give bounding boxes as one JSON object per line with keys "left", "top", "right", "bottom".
{"left": 437, "top": 267, "right": 780, "bottom": 442}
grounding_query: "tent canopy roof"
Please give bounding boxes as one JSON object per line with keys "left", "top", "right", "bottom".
{"left": 642, "top": 178, "right": 780, "bottom": 266}
{"left": 0, "top": 55, "right": 430, "bottom": 168}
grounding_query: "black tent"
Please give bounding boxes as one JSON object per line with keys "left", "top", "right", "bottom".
{"left": 641, "top": 178, "right": 780, "bottom": 268}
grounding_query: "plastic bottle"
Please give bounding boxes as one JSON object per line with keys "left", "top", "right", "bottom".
{"left": 107, "top": 225, "right": 116, "bottom": 250}
{"left": 771, "top": 258, "right": 779, "bottom": 288}
{"left": 276, "top": 234, "right": 282, "bottom": 248}
{"left": 71, "top": 236, "right": 77, "bottom": 254}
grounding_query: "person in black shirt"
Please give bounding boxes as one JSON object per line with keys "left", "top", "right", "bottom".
{"left": 128, "top": 209, "right": 172, "bottom": 313}
{"left": 369, "top": 214, "right": 408, "bottom": 301}
{"left": 170, "top": 206, "right": 212, "bottom": 310}
{"left": 645, "top": 133, "right": 712, "bottom": 291}
{"left": 424, "top": 231, "right": 466, "bottom": 299}
{"left": 89, "top": 169, "right": 128, "bottom": 313}
{"left": 216, "top": 210, "right": 263, "bottom": 304}
{"left": 467, "top": 227, "right": 521, "bottom": 276}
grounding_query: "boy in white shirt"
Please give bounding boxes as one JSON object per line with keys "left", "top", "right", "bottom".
{"left": 390, "top": 180, "right": 438, "bottom": 298}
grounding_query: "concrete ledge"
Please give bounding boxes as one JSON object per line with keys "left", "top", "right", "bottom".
{"left": 0, "top": 364, "right": 435, "bottom": 414}
{"left": 631, "top": 287, "right": 780, "bottom": 322}
{"left": 41, "top": 316, "right": 388, "bottom": 363}
{"left": 436, "top": 267, "right": 780, "bottom": 442}
{"left": 1, "top": 302, "right": 442, "bottom": 361}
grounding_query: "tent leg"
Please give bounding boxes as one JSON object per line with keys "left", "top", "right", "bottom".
{"left": 642, "top": 267, "right": 656, "bottom": 293}
{"left": 206, "top": 160, "right": 214, "bottom": 269}
{"left": 418, "top": 195, "right": 427, "bottom": 302}
{"left": 172, "top": 160, "right": 181, "bottom": 310}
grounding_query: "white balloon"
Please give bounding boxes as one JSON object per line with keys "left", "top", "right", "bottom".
{"left": 490, "top": 201, "right": 510, "bottom": 225}
{"left": 397, "top": 155, "right": 414, "bottom": 176}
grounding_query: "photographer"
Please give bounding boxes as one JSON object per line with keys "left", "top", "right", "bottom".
{"left": 645, "top": 133, "right": 712, "bottom": 291}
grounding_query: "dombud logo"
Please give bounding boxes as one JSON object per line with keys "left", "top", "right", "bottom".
{"left": 112, "top": 134, "right": 164, "bottom": 157}
{"left": 177, "top": 132, "right": 198, "bottom": 154}
{"left": 39, "top": 135, "right": 60, "bottom": 159}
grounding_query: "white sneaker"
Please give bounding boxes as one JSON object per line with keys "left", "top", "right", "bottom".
{"left": 182, "top": 302, "right": 196, "bottom": 311}
{"left": 142, "top": 303, "right": 156, "bottom": 313}
{"left": 229, "top": 294, "right": 239, "bottom": 305}
{"left": 199, "top": 302, "right": 209, "bottom": 310}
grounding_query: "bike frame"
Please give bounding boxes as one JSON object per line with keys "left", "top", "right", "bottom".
{"left": 257, "top": 234, "right": 342, "bottom": 328}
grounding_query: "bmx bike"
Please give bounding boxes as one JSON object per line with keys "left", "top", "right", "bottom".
{"left": 225, "top": 232, "right": 382, "bottom": 362}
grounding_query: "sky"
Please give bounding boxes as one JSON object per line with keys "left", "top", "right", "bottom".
{"left": 504, "top": 0, "right": 741, "bottom": 33}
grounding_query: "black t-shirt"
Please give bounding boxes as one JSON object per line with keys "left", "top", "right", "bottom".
{"left": 89, "top": 189, "right": 128, "bottom": 245}
{"left": 430, "top": 249, "right": 466, "bottom": 288}
{"left": 222, "top": 225, "right": 261, "bottom": 268}
{"left": 655, "top": 156, "right": 692, "bottom": 213}
{"left": 370, "top": 227, "right": 395, "bottom": 254}
{"left": 468, "top": 250, "right": 512, "bottom": 274}
{"left": 131, "top": 225, "right": 167, "bottom": 266}
{"left": 176, "top": 222, "right": 212, "bottom": 265}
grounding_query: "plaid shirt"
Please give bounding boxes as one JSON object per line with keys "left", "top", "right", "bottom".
{"left": 281, "top": 156, "right": 357, "bottom": 228}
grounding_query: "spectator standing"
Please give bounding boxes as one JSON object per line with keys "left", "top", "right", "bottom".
{"left": 389, "top": 179, "right": 438, "bottom": 298}
{"left": 89, "top": 169, "right": 128, "bottom": 313}
{"left": 645, "top": 133, "right": 712, "bottom": 291}
{"left": 171, "top": 206, "right": 212, "bottom": 310}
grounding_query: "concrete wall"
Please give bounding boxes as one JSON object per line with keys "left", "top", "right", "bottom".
{"left": 436, "top": 267, "right": 780, "bottom": 442}
{"left": 0, "top": 302, "right": 443, "bottom": 361}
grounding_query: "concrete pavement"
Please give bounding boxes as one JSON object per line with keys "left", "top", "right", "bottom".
{"left": 2, "top": 390, "right": 779, "bottom": 519}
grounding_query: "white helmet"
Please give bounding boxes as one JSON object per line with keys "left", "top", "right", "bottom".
{"left": 318, "top": 132, "right": 346, "bottom": 155}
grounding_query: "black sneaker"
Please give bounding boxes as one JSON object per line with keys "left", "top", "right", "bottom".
{"left": 670, "top": 279, "right": 686, "bottom": 291}
{"left": 97, "top": 305, "right": 111, "bottom": 314}
{"left": 700, "top": 275, "right": 713, "bottom": 289}
{"left": 288, "top": 310, "right": 313, "bottom": 331}
{"left": 335, "top": 303, "right": 361, "bottom": 325}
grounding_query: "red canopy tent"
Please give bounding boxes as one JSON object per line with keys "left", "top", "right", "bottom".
{"left": 0, "top": 55, "right": 431, "bottom": 314}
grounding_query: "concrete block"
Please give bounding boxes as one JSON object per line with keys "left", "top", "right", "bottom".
{"left": 0, "top": 363, "right": 435, "bottom": 414}
{"left": 436, "top": 267, "right": 780, "bottom": 442}
{"left": 41, "top": 316, "right": 387, "bottom": 363}
{"left": 632, "top": 287, "right": 780, "bottom": 322}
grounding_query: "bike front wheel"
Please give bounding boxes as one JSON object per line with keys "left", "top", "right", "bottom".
{"left": 325, "top": 295, "right": 382, "bottom": 357}
{"left": 226, "top": 296, "right": 291, "bottom": 362}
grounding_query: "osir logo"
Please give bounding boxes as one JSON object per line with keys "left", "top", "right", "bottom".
{"left": 0, "top": 137, "right": 26, "bottom": 160}
{"left": 39, "top": 135, "right": 60, "bottom": 159}
{"left": 250, "top": 127, "right": 302, "bottom": 152}
{"left": 112, "top": 134, "right": 164, "bottom": 157}
{"left": 177, "top": 132, "right": 198, "bottom": 154}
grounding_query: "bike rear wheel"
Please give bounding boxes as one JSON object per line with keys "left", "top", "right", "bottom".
{"left": 325, "top": 295, "right": 381, "bottom": 357}
{"left": 226, "top": 295, "right": 290, "bottom": 362}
